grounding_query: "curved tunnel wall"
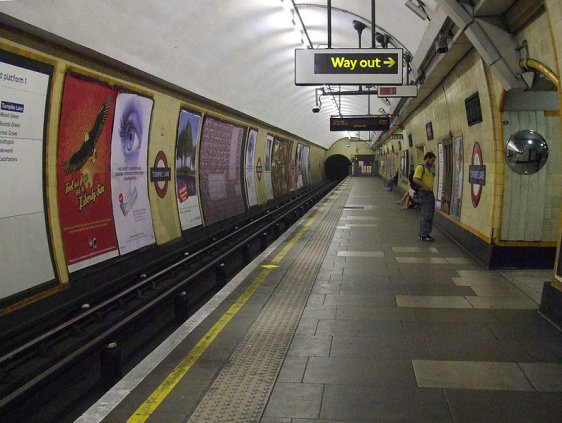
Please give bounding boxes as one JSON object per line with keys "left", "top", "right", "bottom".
{"left": 0, "top": 26, "right": 327, "bottom": 310}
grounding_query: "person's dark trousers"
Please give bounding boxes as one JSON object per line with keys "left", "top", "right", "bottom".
{"left": 419, "top": 190, "right": 435, "bottom": 236}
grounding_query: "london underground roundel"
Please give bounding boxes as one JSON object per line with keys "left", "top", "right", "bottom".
{"left": 471, "top": 142, "right": 483, "bottom": 207}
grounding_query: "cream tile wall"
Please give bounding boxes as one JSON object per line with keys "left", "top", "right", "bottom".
{"left": 382, "top": 50, "right": 496, "bottom": 240}
{"left": 379, "top": 5, "right": 562, "bottom": 245}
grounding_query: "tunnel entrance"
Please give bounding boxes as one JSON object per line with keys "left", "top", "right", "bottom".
{"left": 324, "top": 154, "right": 351, "bottom": 181}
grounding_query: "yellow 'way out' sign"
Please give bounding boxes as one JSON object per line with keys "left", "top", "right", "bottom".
{"left": 295, "top": 48, "right": 403, "bottom": 85}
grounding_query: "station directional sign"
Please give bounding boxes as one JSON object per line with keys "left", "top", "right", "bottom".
{"left": 295, "top": 48, "right": 403, "bottom": 85}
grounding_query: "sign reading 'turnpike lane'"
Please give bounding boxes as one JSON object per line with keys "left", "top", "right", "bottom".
{"left": 295, "top": 48, "right": 403, "bottom": 85}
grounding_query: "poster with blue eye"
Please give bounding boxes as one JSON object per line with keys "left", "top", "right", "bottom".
{"left": 245, "top": 128, "right": 258, "bottom": 207}
{"left": 57, "top": 74, "right": 119, "bottom": 272}
{"left": 175, "top": 109, "right": 202, "bottom": 230}
{"left": 110, "top": 92, "right": 155, "bottom": 254}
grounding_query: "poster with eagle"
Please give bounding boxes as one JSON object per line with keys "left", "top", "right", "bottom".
{"left": 57, "top": 74, "right": 119, "bottom": 272}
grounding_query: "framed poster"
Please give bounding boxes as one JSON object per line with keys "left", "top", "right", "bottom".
{"left": 271, "top": 137, "right": 290, "bottom": 198}
{"left": 57, "top": 73, "right": 119, "bottom": 272}
{"left": 450, "top": 135, "right": 464, "bottom": 219}
{"left": 264, "top": 134, "right": 274, "bottom": 200}
{"left": 110, "top": 93, "right": 155, "bottom": 254}
{"left": 245, "top": 128, "right": 258, "bottom": 207}
{"left": 175, "top": 108, "right": 203, "bottom": 230}
{"left": 198, "top": 116, "right": 245, "bottom": 225}
{"left": 436, "top": 142, "right": 444, "bottom": 209}
{"left": 465, "top": 92, "right": 483, "bottom": 126}
{"left": 426, "top": 121, "right": 434, "bottom": 141}
{"left": 296, "top": 144, "right": 310, "bottom": 188}
{"left": 0, "top": 49, "right": 55, "bottom": 298}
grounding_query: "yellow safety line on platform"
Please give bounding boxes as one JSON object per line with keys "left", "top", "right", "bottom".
{"left": 127, "top": 199, "right": 329, "bottom": 423}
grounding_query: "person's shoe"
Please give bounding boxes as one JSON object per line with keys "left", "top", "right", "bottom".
{"left": 420, "top": 235, "right": 435, "bottom": 242}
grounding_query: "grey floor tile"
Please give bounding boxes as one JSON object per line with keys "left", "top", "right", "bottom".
{"left": 304, "top": 357, "right": 416, "bottom": 387}
{"left": 405, "top": 284, "right": 476, "bottom": 296}
{"left": 336, "top": 306, "right": 416, "bottom": 321}
{"left": 445, "top": 389, "right": 562, "bottom": 423}
{"left": 260, "top": 417, "right": 292, "bottom": 423}
{"left": 412, "top": 359, "right": 535, "bottom": 391}
{"left": 518, "top": 362, "right": 562, "bottom": 391}
{"left": 413, "top": 321, "right": 498, "bottom": 341}
{"left": 425, "top": 337, "right": 533, "bottom": 362}
{"left": 324, "top": 293, "right": 397, "bottom": 307}
{"left": 330, "top": 335, "right": 430, "bottom": 359}
{"left": 316, "top": 319, "right": 404, "bottom": 338}
{"left": 263, "top": 383, "right": 323, "bottom": 420}
{"left": 466, "top": 295, "right": 538, "bottom": 309}
{"left": 301, "top": 305, "right": 338, "bottom": 320}
{"left": 288, "top": 335, "right": 332, "bottom": 357}
{"left": 277, "top": 356, "right": 308, "bottom": 383}
{"left": 339, "top": 283, "right": 408, "bottom": 295}
{"left": 320, "top": 384, "right": 452, "bottom": 422}
{"left": 413, "top": 308, "right": 499, "bottom": 323}
{"left": 487, "top": 320, "right": 562, "bottom": 342}
{"left": 396, "top": 295, "right": 473, "bottom": 308}
{"left": 523, "top": 340, "right": 562, "bottom": 361}
{"left": 295, "top": 319, "right": 319, "bottom": 335}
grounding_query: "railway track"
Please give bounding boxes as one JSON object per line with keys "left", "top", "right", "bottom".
{"left": 0, "top": 182, "right": 337, "bottom": 422}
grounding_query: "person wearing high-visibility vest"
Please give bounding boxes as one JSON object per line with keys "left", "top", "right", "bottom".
{"left": 413, "top": 152, "right": 437, "bottom": 241}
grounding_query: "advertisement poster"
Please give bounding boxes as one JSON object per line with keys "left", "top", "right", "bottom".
{"left": 0, "top": 50, "right": 55, "bottom": 298}
{"left": 57, "top": 74, "right": 119, "bottom": 272}
{"left": 265, "top": 134, "right": 274, "bottom": 200}
{"left": 245, "top": 128, "right": 258, "bottom": 207}
{"left": 450, "top": 135, "right": 464, "bottom": 219}
{"left": 175, "top": 109, "right": 203, "bottom": 230}
{"left": 296, "top": 144, "right": 310, "bottom": 188}
{"left": 287, "top": 139, "right": 296, "bottom": 191}
{"left": 436, "top": 142, "right": 444, "bottom": 209}
{"left": 199, "top": 116, "right": 245, "bottom": 225}
{"left": 271, "top": 137, "right": 289, "bottom": 198}
{"left": 110, "top": 93, "right": 155, "bottom": 254}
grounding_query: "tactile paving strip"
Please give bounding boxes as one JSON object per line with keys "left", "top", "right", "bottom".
{"left": 187, "top": 185, "right": 350, "bottom": 423}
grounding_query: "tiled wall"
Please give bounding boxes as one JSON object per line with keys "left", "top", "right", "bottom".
{"left": 381, "top": 5, "right": 562, "bottom": 245}
{"left": 545, "top": 0, "right": 562, "bottom": 282}
{"left": 393, "top": 50, "right": 496, "bottom": 240}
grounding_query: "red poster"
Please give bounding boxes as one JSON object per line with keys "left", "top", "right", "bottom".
{"left": 57, "top": 74, "right": 119, "bottom": 271}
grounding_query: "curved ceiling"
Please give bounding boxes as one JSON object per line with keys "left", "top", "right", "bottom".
{"left": 0, "top": 0, "right": 440, "bottom": 149}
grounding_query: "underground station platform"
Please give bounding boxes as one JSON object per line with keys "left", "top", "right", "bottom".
{"left": 77, "top": 177, "right": 562, "bottom": 423}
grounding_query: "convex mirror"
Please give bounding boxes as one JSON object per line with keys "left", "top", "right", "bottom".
{"left": 505, "top": 129, "right": 548, "bottom": 175}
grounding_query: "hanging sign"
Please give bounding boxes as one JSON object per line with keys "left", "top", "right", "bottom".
{"left": 378, "top": 85, "right": 418, "bottom": 98}
{"left": 295, "top": 48, "right": 403, "bottom": 85}
{"left": 330, "top": 115, "right": 390, "bottom": 131}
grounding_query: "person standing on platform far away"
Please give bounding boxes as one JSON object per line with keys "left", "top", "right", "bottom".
{"left": 413, "top": 152, "right": 436, "bottom": 241}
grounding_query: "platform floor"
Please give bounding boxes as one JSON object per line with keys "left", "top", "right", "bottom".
{"left": 79, "top": 177, "right": 562, "bottom": 423}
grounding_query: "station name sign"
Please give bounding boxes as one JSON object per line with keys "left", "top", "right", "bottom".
{"left": 330, "top": 115, "right": 390, "bottom": 132}
{"left": 295, "top": 48, "right": 403, "bottom": 85}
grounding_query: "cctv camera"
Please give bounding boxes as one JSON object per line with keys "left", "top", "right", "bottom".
{"left": 312, "top": 106, "right": 320, "bottom": 113}
{"left": 436, "top": 36, "right": 448, "bottom": 54}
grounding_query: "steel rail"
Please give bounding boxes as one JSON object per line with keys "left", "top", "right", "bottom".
{"left": 0, "top": 182, "right": 335, "bottom": 410}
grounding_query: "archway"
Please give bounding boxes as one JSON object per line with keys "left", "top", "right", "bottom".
{"left": 324, "top": 155, "right": 351, "bottom": 181}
